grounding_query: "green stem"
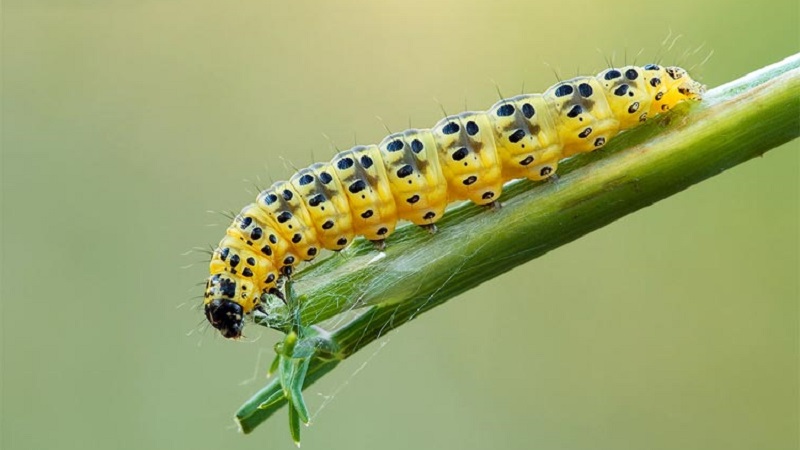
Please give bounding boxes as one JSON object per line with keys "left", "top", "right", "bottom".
{"left": 236, "top": 53, "right": 800, "bottom": 436}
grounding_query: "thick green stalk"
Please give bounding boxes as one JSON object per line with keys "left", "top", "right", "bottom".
{"left": 236, "top": 54, "right": 800, "bottom": 437}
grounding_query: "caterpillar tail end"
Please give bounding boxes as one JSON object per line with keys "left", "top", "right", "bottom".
{"left": 682, "top": 78, "right": 707, "bottom": 101}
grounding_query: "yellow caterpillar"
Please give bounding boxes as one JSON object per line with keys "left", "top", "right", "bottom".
{"left": 204, "top": 64, "right": 705, "bottom": 338}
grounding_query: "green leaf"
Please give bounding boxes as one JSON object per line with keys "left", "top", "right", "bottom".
{"left": 287, "top": 397, "right": 301, "bottom": 447}
{"left": 256, "top": 389, "right": 285, "bottom": 411}
{"left": 267, "top": 354, "right": 280, "bottom": 378}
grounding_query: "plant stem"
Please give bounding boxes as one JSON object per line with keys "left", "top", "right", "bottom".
{"left": 236, "top": 53, "right": 800, "bottom": 436}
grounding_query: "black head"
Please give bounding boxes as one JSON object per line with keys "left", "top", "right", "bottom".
{"left": 205, "top": 298, "right": 244, "bottom": 339}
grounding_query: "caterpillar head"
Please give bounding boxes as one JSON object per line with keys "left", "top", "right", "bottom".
{"left": 204, "top": 273, "right": 253, "bottom": 339}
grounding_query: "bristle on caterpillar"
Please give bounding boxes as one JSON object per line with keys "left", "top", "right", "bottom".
{"left": 203, "top": 64, "right": 705, "bottom": 339}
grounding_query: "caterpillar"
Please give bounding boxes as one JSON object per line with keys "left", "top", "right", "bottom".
{"left": 204, "top": 64, "right": 705, "bottom": 338}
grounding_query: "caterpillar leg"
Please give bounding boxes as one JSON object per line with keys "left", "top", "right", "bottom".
{"left": 268, "top": 287, "right": 286, "bottom": 305}
{"left": 482, "top": 200, "right": 502, "bottom": 212}
{"left": 370, "top": 239, "right": 387, "bottom": 251}
{"left": 419, "top": 223, "right": 438, "bottom": 234}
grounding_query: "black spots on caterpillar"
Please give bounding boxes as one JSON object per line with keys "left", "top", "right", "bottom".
{"left": 239, "top": 217, "right": 252, "bottom": 229}
{"left": 466, "top": 121, "right": 479, "bottom": 136}
{"left": 276, "top": 211, "right": 292, "bottom": 223}
{"left": 614, "top": 84, "right": 630, "bottom": 97}
{"left": 337, "top": 157, "right": 354, "bottom": 170}
{"left": 360, "top": 155, "right": 374, "bottom": 168}
{"left": 452, "top": 147, "right": 469, "bottom": 161}
{"left": 496, "top": 104, "right": 515, "bottom": 116}
{"left": 308, "top": 194, "right": 325, "bottom": 207}
{"left": 442, "top": 122, "right": 460, "bottom": 135}
{"left": 348, "top": 180, "right": 367, "bottom": 193}
{"left": 521, "top": 103, "right": 535, "bottom": 119}
{"left": 554, "top": 84, "right": 574, "bottom": 97}
{"left": 508, "top": 129, "right": 526, "bottom": 143}
{"left": 386, "top": 139, "right": 404, "bottom": 151}
{"left": 203, "top": 63, "right": 706, "bottom": 338}
{"left": 567, "top": 105, "right": 583, "bottom": 118}
{"left": 319, "top": 171, "right": 333, "bottom": 184}
{"left": 396, "top": 165, "right": 414, "bottom": 178}
{"left": 263, "top": 193, "right": 278, "bottom": 205}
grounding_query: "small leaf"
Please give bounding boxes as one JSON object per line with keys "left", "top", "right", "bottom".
{"left": 288, "top": 398, "right": 301, "bottom": 447}
{"left": 288, "top": 358, "right": 311, "bottom": 424}
{"left": 256, "top": 389, "right": 285, "bottom": 410}
{"left": 267, "top": 354, "right": 280, "bottom": 378}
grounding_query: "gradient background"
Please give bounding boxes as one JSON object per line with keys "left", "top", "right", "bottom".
{"left": 2, "top": 1, "right": 798, "bottom": 449}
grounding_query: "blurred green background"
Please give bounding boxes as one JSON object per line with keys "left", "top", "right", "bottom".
{"left": 2, "top": 1, "right": 798, "bottom": 449}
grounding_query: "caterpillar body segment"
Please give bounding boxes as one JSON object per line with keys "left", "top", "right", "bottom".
{"left": 292, "top": 163, "right": 356, "bottom": 251}
{"left": 203, "top": 64, "right": 705, "bottom": 338}
{"left": 331, "top": 145, "right": 399, "bottom": 241}
{"left": 432, "top": 112, "right": 504, "bottom": 205}
{"left": 378, "top": 130, "right": 448, "bottom": 225}
{"left": 546, "top": 77, "right": 620, "bottom": 158}
{"left": 488, "top": 93, "right": 563, "bottom": 181}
